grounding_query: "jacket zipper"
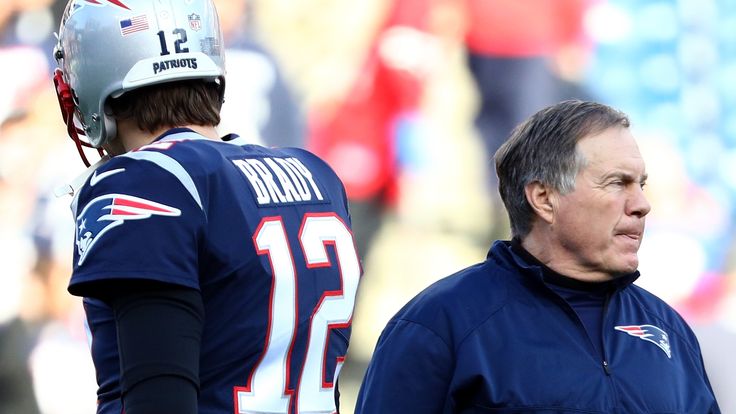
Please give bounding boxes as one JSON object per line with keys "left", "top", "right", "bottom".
{"left": 601, "top": 291, "right": 620, "bottom": 412}
{"left": 536, "top": 270, "right": 620, "bottom": 409}
{"left": 601, "top": 293, "right": 612, "bottom": 376}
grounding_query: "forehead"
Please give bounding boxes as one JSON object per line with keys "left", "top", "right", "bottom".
{"left": 577, "top": 127, "right": 646, "bottom": 175}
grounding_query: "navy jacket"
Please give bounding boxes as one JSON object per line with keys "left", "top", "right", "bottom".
{"left": 356, "top": 241, "right": 720, "bottom": 413}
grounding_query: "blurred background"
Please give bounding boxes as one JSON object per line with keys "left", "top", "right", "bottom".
{"left": 0, "top": 0, "right": 734, "bottom": 412}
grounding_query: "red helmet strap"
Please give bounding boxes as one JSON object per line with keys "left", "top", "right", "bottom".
{"left": 53, "top": 68, "right": 105, "bottom": 167}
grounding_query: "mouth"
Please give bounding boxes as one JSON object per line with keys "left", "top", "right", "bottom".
{"left": 617, "top": 232, "right": 641, "bottom": 240}
{"left": 614, "top": 231, "right": 643, "bottom": 248}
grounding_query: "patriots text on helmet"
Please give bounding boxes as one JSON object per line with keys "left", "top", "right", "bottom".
{"left": 233, "top": 157, "right": 326, "bottom": 206}
{"left": 153, "top": 57, "right": 198, "bottom": 74}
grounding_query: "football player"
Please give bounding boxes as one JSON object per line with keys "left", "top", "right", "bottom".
{"left": 52, "top": 1, "right": 361, "bottom": 413}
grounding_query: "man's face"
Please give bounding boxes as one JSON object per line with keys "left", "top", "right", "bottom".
{"left": 551, "top": 126, "right": 650, "bottom": 280}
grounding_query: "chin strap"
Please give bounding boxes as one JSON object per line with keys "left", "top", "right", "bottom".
{"left": 53, "top": 68, "right": 106, "bottom": 167}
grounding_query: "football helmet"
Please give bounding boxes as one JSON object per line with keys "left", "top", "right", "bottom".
{"left": 53, "top": 0, "right": 226, "bottom": 165}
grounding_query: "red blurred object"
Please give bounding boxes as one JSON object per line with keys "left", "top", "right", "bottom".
{"left": 307, "top": 0, "right": 430, "bottom": 204}
{"left": 463, "top": 0, "right": 591, "bottom": 57}
{"left": 677, "top": 273, "right": 729, "bottom": 324}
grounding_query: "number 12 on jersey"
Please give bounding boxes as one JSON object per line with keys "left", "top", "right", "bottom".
{"left": 235, "top": 213, "right": 361, "bottom": 414}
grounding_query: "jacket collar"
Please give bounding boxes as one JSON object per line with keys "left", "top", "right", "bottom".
{"left": 488, "top": 240, "right": 640, "bottom": 291}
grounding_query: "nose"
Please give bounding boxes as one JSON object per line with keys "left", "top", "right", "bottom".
{"left": 627, "top": 185, "right": 651, "bottom": 218}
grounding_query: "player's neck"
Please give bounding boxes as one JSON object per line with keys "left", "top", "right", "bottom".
{"left": 109, "top": 120, "right": 219, "bottom": 155}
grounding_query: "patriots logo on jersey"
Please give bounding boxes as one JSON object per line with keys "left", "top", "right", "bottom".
{"left": 615, "top": 324, "right": 672, "bottom": 358}
{"left": 75, "top": 194, "right": 181, "bottom": 266}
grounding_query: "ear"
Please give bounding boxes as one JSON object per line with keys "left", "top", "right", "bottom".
{"left": 525, "top": 181, "right": 556, "bottom": 225}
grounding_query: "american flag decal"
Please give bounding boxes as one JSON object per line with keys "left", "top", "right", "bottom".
{"left": 119, "top": 15, "right": 149, "bottom": 36}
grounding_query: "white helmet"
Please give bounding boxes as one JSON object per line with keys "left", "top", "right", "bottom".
{"left": 53, "top": 0, "right": 225, "bottom": 164}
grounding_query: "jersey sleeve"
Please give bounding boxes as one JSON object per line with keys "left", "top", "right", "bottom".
{"left": 69, "top": 156, "right": 205, "bottom": 298}
{"left": 355, "top": 319, "right": 454, "bottom": 414}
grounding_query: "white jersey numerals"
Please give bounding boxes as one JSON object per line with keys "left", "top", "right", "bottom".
{"left": 235, "top": 213, "right": 360, "bottom": 414}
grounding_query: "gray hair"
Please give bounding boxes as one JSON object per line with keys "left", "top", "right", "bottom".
{"left": 494, "top": 100, "right": 630, "bottom": 239}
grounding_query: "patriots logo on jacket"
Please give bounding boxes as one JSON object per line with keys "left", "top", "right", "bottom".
{"left": 615, "top": 324, "right": 672, "bottom": 358}
{"left": 75, "top": 194, "right": 181, "bottom": 266}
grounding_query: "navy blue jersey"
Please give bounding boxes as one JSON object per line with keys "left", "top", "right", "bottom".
{"left": 70, "top": 129, "right": 361, "bottom": 414}
{"left": 356, "top": 241, "right": 720, "bottom": 413}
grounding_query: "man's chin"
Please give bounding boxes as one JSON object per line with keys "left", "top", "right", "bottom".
{"left": 612, "top": 257, "right": 639, "bottom": 277}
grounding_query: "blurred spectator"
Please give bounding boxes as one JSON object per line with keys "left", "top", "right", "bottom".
{"left": 307, "top": 0, "right": 442, "bottom": 257}
{"left": 214, "top": 0, "right": 306, "bottom": 148}
{"left": 0, "top": 47, "right": 49, "bottom": 129}
{"left": 0, "top": 1, "right": 17, "bottom": 40}
{"left": 26, "top": 140, "right": 99, "bottom": 414}
{"left": 0, "top": 0, "right": 66, "bottom": 66}
{"left": 0, "top": 43, "right": 54, "bottom": 414}
{"left": 0, "top": 319, "right": 40, "bottom": 414}
{"left": 462, "top": 0, "right": 595, "bottom": 196}
{"left": 457, "top": 0, "right": 598, "bottom": 248}
{"left": 0, "top": 40, "right": 98, "bottom": 411}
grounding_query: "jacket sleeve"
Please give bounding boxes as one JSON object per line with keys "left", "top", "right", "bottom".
{"left": 355, "top": 319, "right": 454, "bottom": 413}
